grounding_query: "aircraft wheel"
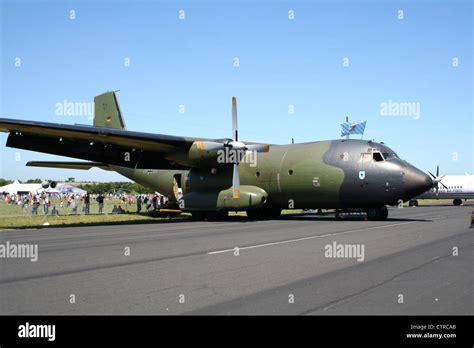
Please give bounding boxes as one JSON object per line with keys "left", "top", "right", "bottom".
{"left": 367, "top": 207, "right": 388, "bottom": 221}
{"left": 453, "top": 199, "right": 462, "bottom": 206}
{"left": 206, "top": 210, "right": 228, "bottom": 221}
{"left": 246, "top": 208, "right": 281, "bottom": 220}
{"left": 192, "top": 211, "right": 206, "bottom": 220}
{"left": 263, "top": 208, "right": 281, "bottom": 220}
{"left": 409, "top": 200, "right": 418, "bottom": 207}
{"left": 246, "top": 210, "right": 259, "bottom": 220}
{"left": 380, "top": 206, "right": 389, "bottom": 220}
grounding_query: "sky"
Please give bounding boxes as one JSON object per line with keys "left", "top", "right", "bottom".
{"left": 0, "top": 0, "right": 472, "bottom": 182}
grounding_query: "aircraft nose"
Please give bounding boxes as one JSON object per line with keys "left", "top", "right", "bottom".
{"left": 403, "top": 164, "right": 433, "bottom": 199}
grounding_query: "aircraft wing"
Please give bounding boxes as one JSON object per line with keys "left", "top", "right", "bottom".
{"left": 26, "top": 161, "right": 112, "bottom": 171}
{"left": 0, "top": 118, "right": 207, "bottom": 169}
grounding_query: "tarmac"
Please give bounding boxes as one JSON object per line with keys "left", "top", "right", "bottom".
{"left": 0, "top": 204, "right": 472, "bottom": 315}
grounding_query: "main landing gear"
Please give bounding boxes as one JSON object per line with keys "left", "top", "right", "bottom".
{"left": 335, "top": 206, "right": 389, "bottom": 221}
{"left": 366, "top": 206, "right": 389, "bottom": 221}
{"left": 246, "top": 207, "right": 281, "bottom": 220}
{"left": 192, "top": 210, "right": 228, "bottom": 221}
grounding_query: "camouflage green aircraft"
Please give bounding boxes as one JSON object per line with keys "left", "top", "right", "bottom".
{"left": 0, "top": 91, "right": 433, "bottom": 220}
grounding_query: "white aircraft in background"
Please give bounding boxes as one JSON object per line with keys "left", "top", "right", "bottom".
{"left": 409, "top": 166, "right": 474, "bottom": 206}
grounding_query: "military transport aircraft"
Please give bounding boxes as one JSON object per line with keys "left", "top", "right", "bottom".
{"left": 0, "top": 91, "right": 434, "bottom": 220}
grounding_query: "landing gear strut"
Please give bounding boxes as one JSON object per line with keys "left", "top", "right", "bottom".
{"left": 366, "top": 206, "right": 389, "bottom": 221}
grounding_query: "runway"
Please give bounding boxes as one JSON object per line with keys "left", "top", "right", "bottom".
{"left": 0, "top": 205, "right": 472, "bottom": 315}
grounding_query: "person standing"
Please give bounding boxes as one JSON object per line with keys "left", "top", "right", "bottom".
{"left": 31, "top": 197, "right": 38, "bottom": 215}
{"left": 136, "top": 195, "right": 142, "bottom": 213}
{"left": 96, "top": 193, "right": 104, "bottom": 214}
{"left": 84, "top": 193, "right": 90, "bottom": 215}
{"left": 43, "top": 195, "right": 49, "bottom": 215}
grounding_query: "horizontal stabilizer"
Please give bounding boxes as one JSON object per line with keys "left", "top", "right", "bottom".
{"left": 26, "top": 161, "right": 111, "bottom": 171}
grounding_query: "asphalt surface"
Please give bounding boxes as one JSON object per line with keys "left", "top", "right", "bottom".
{"left": 0, "top": 205, "right": 472, "bottom": 315}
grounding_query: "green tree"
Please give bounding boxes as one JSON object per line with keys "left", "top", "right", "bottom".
{"left": 0, "top": 178, "right": 13, "bottom": 186}
{"left": 26, "top": 178, "right": 42, "bottom": 183}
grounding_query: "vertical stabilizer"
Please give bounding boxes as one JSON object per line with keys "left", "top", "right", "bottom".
{"left": 93, "top": 91, "right": 126, "bottom": 129}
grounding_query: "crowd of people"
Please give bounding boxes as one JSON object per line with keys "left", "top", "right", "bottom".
{"left": 1, "top": 192, "right": 169, "bottom": 216}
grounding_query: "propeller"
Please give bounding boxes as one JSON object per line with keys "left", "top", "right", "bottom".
{"left": 229, "top": 97, "right": 270, "bottom": 198}
{"left": 428, "top": 165, "right": 447, "bottom": 195}
{"left": 192, "top": 97, "right": 270, "bottom": 199}
{"left": 231, "top": 97, "right": 241, "bottom": 198}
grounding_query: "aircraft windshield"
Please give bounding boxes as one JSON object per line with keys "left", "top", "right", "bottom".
{"left": 360, "top": 145, "right": 399, "bottom": 163}
{"left": 381, "top": 152, "right": 399, "bottom": 160}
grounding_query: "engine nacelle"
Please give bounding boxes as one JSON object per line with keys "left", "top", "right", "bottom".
{"left": 50, "top": 181, "right": 57, "bottom": 189}
{"left": 41, "top": 181, "right": 50, "bottom": 189}
{"left": 180, "top": 185, "right": 268, "bottom": 211}
{"left": 217, "top": 185, "right": 267, "bottom": 210}
{"left": 188, "top": 141, "right": 226, "bottom": 167}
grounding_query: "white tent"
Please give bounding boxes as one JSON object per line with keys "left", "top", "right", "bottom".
{"left": 0, "top": 180, "right": 43, "bottom": 194}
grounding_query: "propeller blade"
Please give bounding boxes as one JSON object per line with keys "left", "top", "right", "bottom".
{"left": 428, "top": 171, "right": 436, "bottom": 179}
{"left": 440, "top": 182, "right": 448, "bottom": 189}
{"left": 246, "top": 144, "right": 270, "bottom": 153}
{"left": 232, "top": 96, "right": 238, "bottom": 141}
{"left": 435, "top": 185, "right": 439, "bottom": 196}
{"left": 436, "top": 165, "right": 439, "bottom": 177}
{"left": 232, "top": 163, "right": 240, "bottom": 198}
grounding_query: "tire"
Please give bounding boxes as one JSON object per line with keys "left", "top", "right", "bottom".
{"left": 453, "top": 199, "right": 462, "bottom": 206}
{"left": 192, "top": 211, "right": 206, "bottom": 220}
{"left": 206, "top": 210, "right": 228, "bottom": 221}
{"left": 409, "top": 200, "right": 418, "bottom": 207}
{"left": 247, "top": 208, "right": 281, "bottom": 220}
{"left": 246, "top": 210, "right": 259, "bottom": 220}
{"left": 367, "top": 206, "right": 388, "bottom": 221}
{"left": 380, "top": 206, "right": 389, "bottom": 220}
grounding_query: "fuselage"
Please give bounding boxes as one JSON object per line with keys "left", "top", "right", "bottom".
{"left": 113, "top": 139, "right": 433, "bottom": 210}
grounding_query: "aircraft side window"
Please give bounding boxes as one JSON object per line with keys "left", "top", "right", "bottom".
{"left": 360, "top": 153, "right": 372, "bottom": 162}
{"left": 373, "top": 152, "right": 384, "bottom": 162}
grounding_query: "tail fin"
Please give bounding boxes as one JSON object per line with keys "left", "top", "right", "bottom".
{"left": 93, "top": 91, "right": 126, "bottom": 129}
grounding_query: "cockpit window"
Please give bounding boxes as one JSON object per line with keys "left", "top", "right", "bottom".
{"left": 360, "top": 153, "right": 372, "bottom": 162}
{"left": 361, "top": 149, "right": 384, "bottom": 162}
{"left": 360, "top": 144, "right": 400, "bottom": 163}
{"left": 382, "top": 152, "right": 399, "bottom": 159}
{"left": 373, "top": 152, "right": 384, "bottom": 162}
